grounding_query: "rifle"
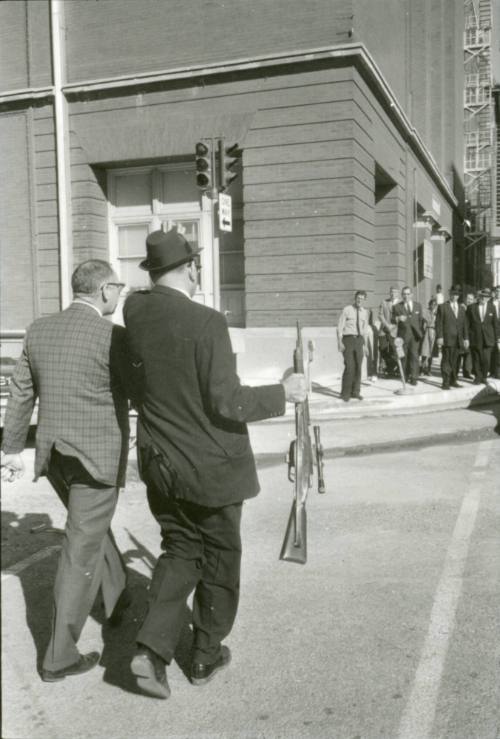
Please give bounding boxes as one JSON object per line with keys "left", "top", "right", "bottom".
{"left": 279, "top": 322, "right": 326, "bottom": 565}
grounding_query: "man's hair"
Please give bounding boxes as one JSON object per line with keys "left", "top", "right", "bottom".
{"left": 389, "top": 286, "right": 398, "bottom": 292}
{"left": 402, "top": 285, "right": 412, "bottom": 293}
{"left": 71, "top": 260, "right": 114, "bottom": 296}
{"left": 355, "top": 290, "right": 367, "bottom": 298}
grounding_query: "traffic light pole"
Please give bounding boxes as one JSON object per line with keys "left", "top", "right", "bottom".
{"left": 210, "top": 137, "right": 221, "bottom": 311}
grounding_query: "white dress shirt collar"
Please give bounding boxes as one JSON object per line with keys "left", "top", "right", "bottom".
{"left": 72, "top": 299, "right": 102, "bottom": 317}
{"left": 169, "top": 286, "right": 192, "bottom": 300}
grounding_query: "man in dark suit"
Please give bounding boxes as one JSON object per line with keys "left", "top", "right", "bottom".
{"left": 467, "top": 288, "right": 500, "bottom": 384}
{"left": 436, "top": 287, "right": 469, "bottom": 389}
{"left": 1, "top": 260, "right": 131, "bottom": 682}
{"left": 392, "top": 286, "right": 425, "bottom": 385}
{"left": 124, "top": 229, "right": 306, "bottom": 700}
{"left": 489, "top": 286, "right": 500, "bottom": 379}
{"left": 377, "top": 286, "right": 400, "bottom": 376}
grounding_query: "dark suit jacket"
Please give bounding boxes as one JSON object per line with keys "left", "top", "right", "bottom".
{"left": 123, "top": 285, "right": 285, "bottom": 507}
{"left": 1, "top": 303, "right": 130, "bottom": 486}
{"left": 466, "top": 303, "right": 499, "bottom": 348}
{"left": 392, "top": 301, "right": 424, "bottom": 343}
{"left": 435, "top": 302, "right": 468, "bottom": 349}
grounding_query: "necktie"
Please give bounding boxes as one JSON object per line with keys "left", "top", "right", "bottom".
{"left": 452, "top": 303, "right": 457, "bottom": 318}
{"left": 481, "top": 305, "right": 485, "bottom": 321}
{"left": 356, "top": 307, "right": 361, "bottom": 336}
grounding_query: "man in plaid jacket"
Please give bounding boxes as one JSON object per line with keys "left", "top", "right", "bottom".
{"left": 1, "top": 260, "right": 131, "bottom": 682}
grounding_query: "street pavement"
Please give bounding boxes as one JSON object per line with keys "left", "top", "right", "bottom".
{"left": 1, "top": 382, "right": 500, "bottom": 739}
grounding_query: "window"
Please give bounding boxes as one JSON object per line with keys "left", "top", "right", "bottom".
{"left": 107, "top": 163, "right": 245, "bottom": 326}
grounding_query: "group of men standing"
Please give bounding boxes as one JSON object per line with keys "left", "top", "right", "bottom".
{"left": 337, "top": 284, "right": 500, "bottom": 400}
{"left": 0, "top": 229, "right": 306, "bottom": 699}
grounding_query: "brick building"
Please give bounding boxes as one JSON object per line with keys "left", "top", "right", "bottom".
{"left": 0, "top": 0, "right": 465, "bottom": 380}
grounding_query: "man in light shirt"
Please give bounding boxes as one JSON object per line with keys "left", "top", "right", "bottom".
{"left": 337, "top": 290, "right": 369, "bottom": 402}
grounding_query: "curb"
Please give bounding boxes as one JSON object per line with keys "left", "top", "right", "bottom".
{"left": 263, "top": 384, "right": 500, "bottom": 423}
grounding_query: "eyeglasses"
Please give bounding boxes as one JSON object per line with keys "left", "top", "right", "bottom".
{"left": 103, "top": 282, "right": 125, "bottom": 293}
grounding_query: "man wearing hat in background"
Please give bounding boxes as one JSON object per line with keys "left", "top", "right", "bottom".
{"left": 123, "top": 228, "right": 306, "bottom": 699}
{"left": 435, "top": 286, "right": 469, "bottom": 390}
{"left": 488, "top": 286, "right": 500, "bottom": 379}
{"left": 466, "top": 288, "right": 500, "bottom": 384}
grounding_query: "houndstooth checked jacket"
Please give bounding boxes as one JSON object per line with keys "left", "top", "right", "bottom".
{"left": 1, "top": 302, "right": 130, "bottom": 487}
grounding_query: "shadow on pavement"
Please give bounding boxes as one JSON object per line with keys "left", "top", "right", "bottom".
{"left": 2, "top": 510, "right": 62, "bottom": 674}
{"left": 3, "top": 512, "right": 197, "bottom": 695}
{"left": 99, "top": 530, "right": 194, "bottom": 695}
{"left": 312, "top": 382, "right": 341, "bottom": 398}
{"left": 467, "top": 398, "right": 500, "bottom": 436}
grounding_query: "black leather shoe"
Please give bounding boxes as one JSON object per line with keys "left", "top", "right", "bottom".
{"left": 41, "top": 651, "right": 100, "bottom": 682}
{"left": 409, "top": 379, "right": 417, "bottom": 386}
{"left": 450, "top": 382, "right": 462, "bottom": 389}
{"left": 351, "top": 394, "right": 363, "bottom": 400}
{"left": 463, "top": 372, "right": 472, "bottom": 379}
{"left": 472, "top": 379, "right": 482, "bottom": 385}
{"left": 191, "top": 645, "right": 231, "bottom": 686}
{"left": 442, "top": 384, "right": 450, "bottom": 390}
{"left": 131, "top": 646, "right": 170, "bottom": 699}
{"left": 107, "top": 588, "right": 132, "bottom": 627}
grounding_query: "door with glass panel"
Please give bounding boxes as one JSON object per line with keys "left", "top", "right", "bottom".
{"left": 108, "top": 165, "right": 245, "bottom": 326}
{"left": 108, "top": 166, "right": 214, "bottom": 307}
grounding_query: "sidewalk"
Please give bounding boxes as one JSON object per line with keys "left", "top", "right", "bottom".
{"left": 248, "top": 370, "right": 500, "bottom": 459}
{"left": 294, "top": 371, "right": 500, "bottom": 421}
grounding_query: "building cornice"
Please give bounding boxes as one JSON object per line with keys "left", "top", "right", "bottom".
{"left": 0, "top": 42, "right": 457, "bottom": 208}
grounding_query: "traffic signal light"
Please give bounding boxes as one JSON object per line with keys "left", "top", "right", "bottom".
{"left": 218, "top": 141, "right": 242, "bottom": 191}
{"left": 195, "top": 141, "right": 212, "bottom": 191}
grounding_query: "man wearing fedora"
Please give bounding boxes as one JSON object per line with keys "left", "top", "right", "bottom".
{"left": 123, "top": 228, "right": 306, "bottom": 699}
{"left": 466, "top": 288, "right": 500, "bottom": 384}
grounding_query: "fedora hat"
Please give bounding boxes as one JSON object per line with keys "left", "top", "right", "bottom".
{"left": 139, "top": 229, "right": 202, "bottom": 272}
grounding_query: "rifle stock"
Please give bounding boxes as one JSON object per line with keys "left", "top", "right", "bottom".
{"left": 279, "top": 500, "right": 307, "bottom": 564}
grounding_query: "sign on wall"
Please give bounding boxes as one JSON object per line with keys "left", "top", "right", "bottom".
{"left": 423, "top": 238, "right": 433, "bottom": 279}
{"left": 218, "top": 192, "right": 232, "bottom": 232}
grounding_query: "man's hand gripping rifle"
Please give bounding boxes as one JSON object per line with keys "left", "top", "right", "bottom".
{"left": 279, "top": 323, "right": 326, "bottom": 565}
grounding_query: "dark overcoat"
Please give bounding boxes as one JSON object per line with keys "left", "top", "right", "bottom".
{"left": 435, "top": 302, "right": 469, "bottom": 349}
{"left": 392, "top": 300, "right": 425, "bottom": 342}
{"left": 466, "top": 303, "right": 499, "bottom": 348}
{"left": 123, "top": 285, "right": 285, "bottom": 507}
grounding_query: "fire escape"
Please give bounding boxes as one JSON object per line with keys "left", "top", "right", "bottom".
{"left": 463, "top": 0, "right": 494, "bottom": 287}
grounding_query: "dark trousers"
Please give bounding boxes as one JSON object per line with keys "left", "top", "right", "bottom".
{"left": 341, "top": 335, "right": 364, "bottom": 400}
{"left": 379, "top": 332, "right": 397, "bottom": 373}
{"left": 461, "top": 349, "right": 473, "bottom": 376}
{"left": 441, "top": 346, "right": 460, "bottom": 386}
{"left": 403, "top": 335, "right": 420, "bottom": 381}
{"left": 43, "top": 450, "right": 126, "bottom": 671}
{"left": 138, "top": 484, "right": 242, "bottom": 666}
{"left": 471, "top": 346, "right": 492, "bottom": 382}
{"left": 490, "top": 344, "right": 500, "bottom": 379}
